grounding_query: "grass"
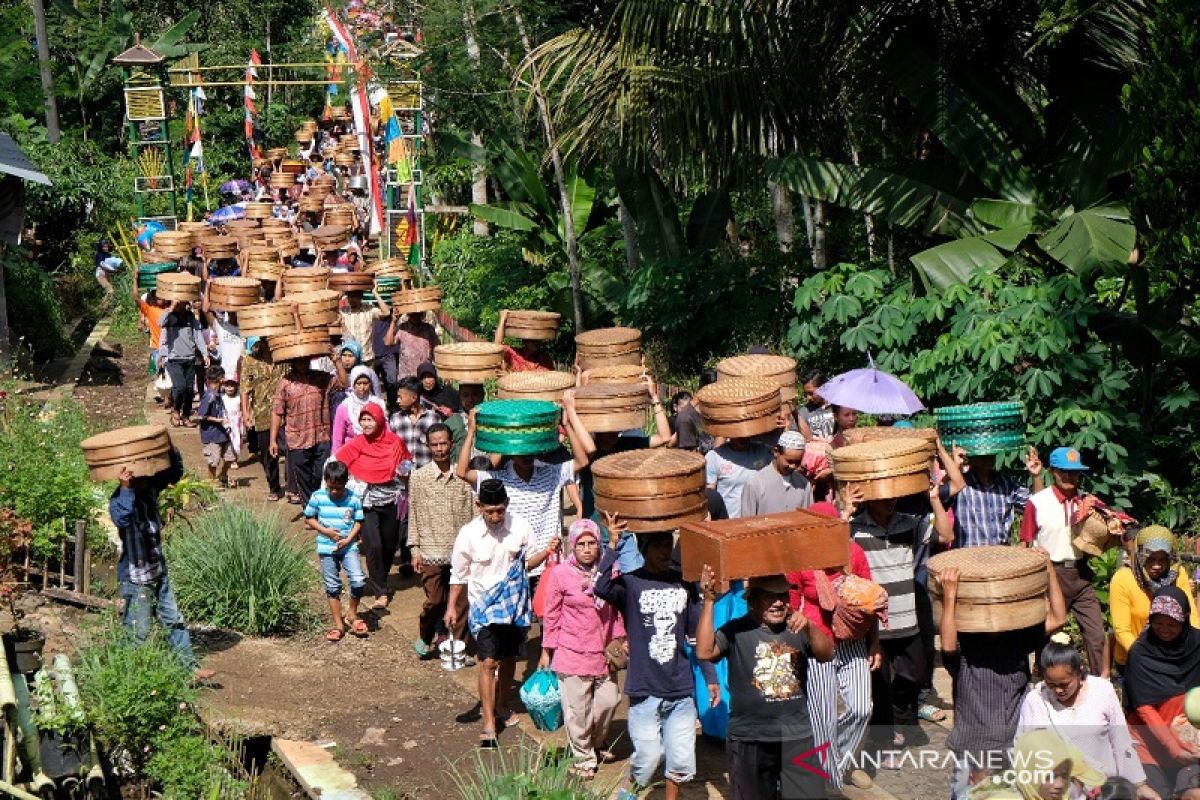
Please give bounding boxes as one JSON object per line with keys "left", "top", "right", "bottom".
{"left": 165, "top": 503, "right": 317, "bottom": 635}
{"left": 447, "top": 742, "right": 616, "bottom": 800}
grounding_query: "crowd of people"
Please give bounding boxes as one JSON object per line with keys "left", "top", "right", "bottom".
{"left": 98, "top": 123, "right": 1200, "bottom": 800}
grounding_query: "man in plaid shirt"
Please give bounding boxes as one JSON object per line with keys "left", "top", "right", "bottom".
{"left": 446, "top": 480, "right": 558, "bottom": 748}
{"left": 950, "top": 445, "right": 1045, "bottom": 547}
{"left": 388, "top": 376, "right": 442, "bottom": 468}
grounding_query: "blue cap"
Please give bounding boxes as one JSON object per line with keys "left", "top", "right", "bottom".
{"left": 1048, "top": 447, "right": 1089, "bottom": 471}
{"left": 892, "top": 420, "right": 915, "bottom": 428}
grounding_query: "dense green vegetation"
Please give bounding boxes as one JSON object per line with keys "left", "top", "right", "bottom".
{"left": 2, "top": 0, "right": 1199, "bottom": 530}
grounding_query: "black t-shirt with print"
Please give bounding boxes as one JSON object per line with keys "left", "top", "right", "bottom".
{"left": 714, "top": 613, "right": 813, "bottom": 742}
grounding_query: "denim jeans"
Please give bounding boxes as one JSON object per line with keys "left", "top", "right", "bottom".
{"left": 626, "top": 695, "right": 697, "bottom": 787}
{"left": 320, "top": 547, "right": 366, "bottom": 598}
{"left": 120, "top": 574, "right": 196, "bottom": 668}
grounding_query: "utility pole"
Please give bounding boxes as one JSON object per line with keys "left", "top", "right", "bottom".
{"left": 30, "top": 0, "right": 61, "bottom": 143}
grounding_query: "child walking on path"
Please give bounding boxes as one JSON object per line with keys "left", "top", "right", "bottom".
{"left": 197, "top": 365, "right": 235, "bottom": 487}
{"left": 221, "top": 378, "right": 244, "bottom": 468}
{"left": 304, "top": 461, "right": 368, "bottom": 642}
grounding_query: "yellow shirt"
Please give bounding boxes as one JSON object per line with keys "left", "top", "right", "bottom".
{"left": 1110, "top": 565, "right": 1199, "bottom": 665}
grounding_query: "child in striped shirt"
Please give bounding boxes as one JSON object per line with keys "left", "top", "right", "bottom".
{"left": 304, "top": 461, "right": 367, "bottom": 642}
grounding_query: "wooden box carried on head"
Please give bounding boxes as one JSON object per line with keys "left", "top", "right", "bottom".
{"left": 679, "top": 509, "right": 850, "bottom": 586}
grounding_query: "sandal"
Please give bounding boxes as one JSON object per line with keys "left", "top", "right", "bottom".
{"left": 325, "top": 628, "right": 344, "bottom": 642}
{"left": 893, "top": 730, "right": 906, "bottom": 748}
{"left": 479, "top": 731, "right": 498, "bottom": 750}
{"left": 266, "top": 493, "right": 282, "bottom": 502}
{"left": 917, "top": 703, "right": 948, "bottom": 723}
{"left": 347, "top": 618, "right": 368, "bottom": 637}
{"left": 569, "top": 765, "right": 596, "bottom": 780}
{"left": 496, "top": 710, "right": 517, "bottom": 730}
{"left": 285, "top": 493, "right": 301, "bottom": 504}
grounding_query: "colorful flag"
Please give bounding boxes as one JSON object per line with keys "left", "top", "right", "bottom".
{"left": 244, "top": 50, "right": 262, "bottom": 160}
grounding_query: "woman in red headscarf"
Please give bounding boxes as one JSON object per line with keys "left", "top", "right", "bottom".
{"left": 336, "top": 404, "right": 413, "bottom": 611}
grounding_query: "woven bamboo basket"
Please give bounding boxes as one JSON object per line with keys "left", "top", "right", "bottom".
{"left": 369, "top": 259, "right": 411, "bottom": 277}
{"left": 311, "top": 225, "right": 349, "bottom": 252}
{"left": 583, "top": 364, "right": 646, "bottom": 385}
{"left": 266, "top": 147, "right": 288, "bottom": 161}
{"left": 280, "top": 159, "right": 306, "bottom": 175}
{"left": 202, "top": 236, "right": 238, "bottom": 260}
{"left": 496, "top": 371, "right": 576, "bottom": 403}
{"left": 474, "top": 400, "right": 561, "bottom": 456}
{"left": 270, "top": 172, "right": 295, "bottom": 190}
{"left": 296, "top": 233, "right": 315, "bottom": 253}
{"left": 576, "top": 327, "right": 642, "bottom": 370}
{"left": 281, "top": 267, "right": 330, "bottom": 295}
{"left": 244, "top": 245, "right": 283, "bottom": 280}
{"left": 285, "top": 289, "right": 341, "bottom": 328}
{"left": 307, "top": 186, "right": 333, "bottom": 202}
{"left": 1073, "top": 513, "right": 1122, "bottom": 557}
{"left": 252, "top": 157, "right": 270, "bottom": 169}
{"left": 830, "top": 438, "right": 934, "bottom": 500}
{"left": 843, "top": 427, "right": 939, "bottom": 446}
{"left": 242, "top": 202, "right": 274, "bottom": 220}
{"left": 137, "top": 262, "right": 176, "bottom": 290}
{"left": 324, "top": 209, "right": 356, "bottom": 230}
{"left": 81, "top": 424, "right": 173, "bottom": 480}
{"left": 333, "top": 151, "right": 357, "bottom": 168}
{"left": 935, "top": 401, "right": 1026, "bottom": 456}
{"left": 176, "top": 221, "right": 210, "bottom": 248}
{"left": 593, "top": 449, "right": 708, "bottom": 532}
{"left": 275, "top": 239, "right": 301, "bottom": 259}
{"left": 928, "top": 546, "right": 1049, "bottom": 632}
{"left": 298, "top": 197, "right": 325, "bottom": 215}
{"left": 504, "top": 310, "right": 560, "bottom": 341}
{"left": 694, "top": 378, "right": 781, "bottom": 438}
{"left": 237, "top": 303, "right": 299, "bottom": 338}
{"left": 152, "top": 231, "right": 193, "bottom": 259}
{"left": 155, "top": 272, "right": 201, "bottom": 303}
{"left": 208, "top": 277, "right": 262, "bottom": 310}
{"left": 270, "top": 330, "right": 330, "bottom": 362}
{"left": 224, "top": 219, "right": 260, "bottom": 233}
{"left": 301, "top": 120, "right": 319, "bottom": 133}
{"left": 434, "top": 343, "right": 505, "bottom": 382}
{"left": 294, "top": 128, "right": 313, "bottom": 144}
{"left": 391, "top": 286, "right": 442, "bottom": 314}
{"left": 574, "top": 383, "right": 650, "bottom": 433}
{"left": 716, "top": 354, "right": 798, "bottom": 403}
{"left": 261, "top": 217, "right": 290, "bottom": 231}
{"left": 327, "top": 272, "right": 375, "bottom": 293}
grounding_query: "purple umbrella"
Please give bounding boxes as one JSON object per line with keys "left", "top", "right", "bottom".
{"left": 820, "top": 357, "right": 925, "bottom": 415}
{"left": 210, "top": 205, "right": 246, "bottom": 223}
{"left": 220, "top": 179, "right": 252, "bottom": 194}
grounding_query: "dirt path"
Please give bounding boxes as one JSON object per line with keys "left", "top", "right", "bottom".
{"left": 68, "top": 333, "right": 958, "bottom": 799}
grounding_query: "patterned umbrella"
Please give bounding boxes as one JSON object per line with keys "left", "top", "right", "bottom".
{"left": 210, "top": 205, "right": 246, "bottom": 224}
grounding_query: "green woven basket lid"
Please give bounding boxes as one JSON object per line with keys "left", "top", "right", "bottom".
{"left": 139, "top": 262, "right": 178, "bottom": 274}
{"left": 475, "top": 400, "right": 561, "bottom": 455}
{"left": 476, "top": 399, "right": 560, "bottom": 429}
{"left": 935, "top": 401, "right": 1025, "bottom": 455}
{"left": 375, "top": 277, "right": 403, "bottom": 287}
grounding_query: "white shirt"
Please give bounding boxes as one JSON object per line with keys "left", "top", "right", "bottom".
{"left": 449, "top": 513, "right": 534, "bottom": 608}
{"left": 477, "top": 461, "right": 573, "bottom": 576}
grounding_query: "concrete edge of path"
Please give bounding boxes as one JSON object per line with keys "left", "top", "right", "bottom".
{"left": 272, "top": 738, "right": 373, "bottom": 800}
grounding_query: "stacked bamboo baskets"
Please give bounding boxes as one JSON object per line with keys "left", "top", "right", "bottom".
{"left": 285, "top": 290, "right": 340, "bottom": 328}
{"left": 575, "top": 327, "right": 642, "bottom": 370}
{"left": 328, "top": 272, "right": 375, "bottom": 293}
{"left": 156, "top": 272, "right": 201, "bottom": 303}
{"left": 391, "top": 286, "right": 442, "bottom": 315}
{"left": 592, "top": 449, "right": 708, "bottom": 532}
{"left": 928, "top": 546, "right": 1049, "bottom": 632}
{"left": 208, "top": 277, "right": 262, "bottom": 311}
{"left": 433, "top": 343, "right": 505, "bottom": 383}
{"left": 583, "top": 364, "right": 645, "bottom": 385}
{"left": 574, "top": 383, "right": 650, "bottom": 432}
{"left": 270, "top": 330, "right": 330, "bottom": 362}
{"left": 237, "top": 303, "right": 300, "bottom": 338}
{"left": 694, "top": 378, "right": 781, "bottom": 438}
{"left": 829, "top": 438, "right": 934, "bottom": 500}
{"left": 496, "top": 371, "right": 577, "bottom": 402}
{"left": 716, "top": 354, "right": 798, "bottom": 402}
{"left": 151, "top": 231, "right": 193, "bottom": 260}
{"left": 81, "top": 424, "right": 173, "bottom": 480}
{"left": 281, "top": 267, "right": 330, "bottom": 295}
{"left": 504, "top": 310, "right": 560, "bottom": 341}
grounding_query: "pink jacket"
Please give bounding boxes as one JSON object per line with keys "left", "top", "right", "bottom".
{"left": 541, "top": 561, "right": 625, "bottom": 677}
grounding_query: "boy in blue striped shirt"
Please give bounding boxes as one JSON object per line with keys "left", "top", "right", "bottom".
{"left": 304, "top": 461, "right": 367, "bottom": 641}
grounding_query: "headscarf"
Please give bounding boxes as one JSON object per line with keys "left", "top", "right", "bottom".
{"left": 342, "top": 365, "right": 384, "bottom": 435}
{"left": 334, "top": 403, "right": 411, "bottom": 484}
{"left": 1123, "top": 585, "right": 1200, "bottom": 709}
{"left": 1133, "top": 525, "right": 1180, "bottom": 595}
{"left": 94, "top": 240, "right": 110, "bottom": 267}
{"left": 339, "top": 339, "right": 363, "bottom": 364}
{"left": 566, "top": 519, "right": 605, "bottom": 608}
{"left": 1009, "top": 730, "right": 1105, "bottom": 800}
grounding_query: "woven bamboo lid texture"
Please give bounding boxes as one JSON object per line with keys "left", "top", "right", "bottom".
{"left": 81, "top": 424, "right": 170, "bottom": 459}
{"left": 716, "top": 354, "right": 796, "bottom": 380}
{"left": 156, "top": 272, "right": 201, "bottom": 300}
{"left": 593, "top": 448, "right": 706, "bottom": 481}
{"left": 435, "top": 342, "right": 504, "bottom": 359}
{"left": 843, "top": 426, "right": 938, "bottom": 446}
{"left": 285, "top": 289, "right": 340, "bottom": 309}
{"left": 327, "top": 272, "right": 375, "bottom": 292}
{"left": 574, "top": 383, "right": 651, "bottom": 407}
{"left": 584, "top": 364, "right": 646, "bottom": 384}
{"left": 695, "top": 378, "right": 780, "bottom": 417}
{"left": 576, "top": 327, "right": 641, "bottom": 349}
{"left": 496, "top": 371, "right": 576, "bottom": 401}
{"left": 830, "top": 438, "right": 934, "bottom": 481}
{"left": 928, "top": 545, "right": 1047, "bottom": 583}
{"left": 935, "top": 401, "right": 1025, "bottom": 456}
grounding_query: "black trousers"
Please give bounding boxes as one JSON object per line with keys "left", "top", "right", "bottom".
{"left": 165, "top": 359, "right": 196, "bottom": 419}
{"left": 285, "top": 442, "right": 329, "bottom": 507}
{"left": 359, "top": 502, "right": 399, "bottom": 598}
{"left": 252, "top": 428, "right": 282, "bottom": 495}
{"left": 727, "top": 739, "right": 826, "bottom": 800}
{"left": 871, "top": 634, "right": 927, "bottom": 730}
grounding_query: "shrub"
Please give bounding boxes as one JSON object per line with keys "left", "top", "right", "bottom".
{"left": 0, "top": 395, "right": 99, "bottom": 558}
{"left": 145, "top": 723, "right": 239, "bottom": 800}
{"left": 75, "top": 625, "right": 196, "bottom": 766}
{"left": 166, "top": 504, "right": 315, "bottom": 635}
{"left": 448, "top": 743, "right": 614, "bottom": 800}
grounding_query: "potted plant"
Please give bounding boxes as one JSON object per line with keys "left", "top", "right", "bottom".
{"left": 0, "top": 508, "right": 43, "bottom": 674}
{"left": 32, "top": 665, "right": 89, "bottom": 779}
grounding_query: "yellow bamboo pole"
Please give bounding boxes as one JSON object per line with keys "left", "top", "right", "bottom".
{"left": 168, "top": 61, "right": 362, "bottom": 72}
{"left": 168, "top": 80, "right": 344, "bottom": 87}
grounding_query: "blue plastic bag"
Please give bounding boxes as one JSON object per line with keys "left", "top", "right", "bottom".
{"left": 519, "top": 668, "right": 563, "bottom": 732}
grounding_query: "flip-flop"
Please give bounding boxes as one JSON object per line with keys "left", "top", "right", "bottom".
{"left": 325, "top": 628, "right": 344, "bottom": 642}
{"left": 479, "top": 731, "right": 498, "bottom": 750}
{"left": 496, "top": 710, "right": 517, "bottom": 730}
{"left": 347, "top": 618, "right": 368, "bottom": 637}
